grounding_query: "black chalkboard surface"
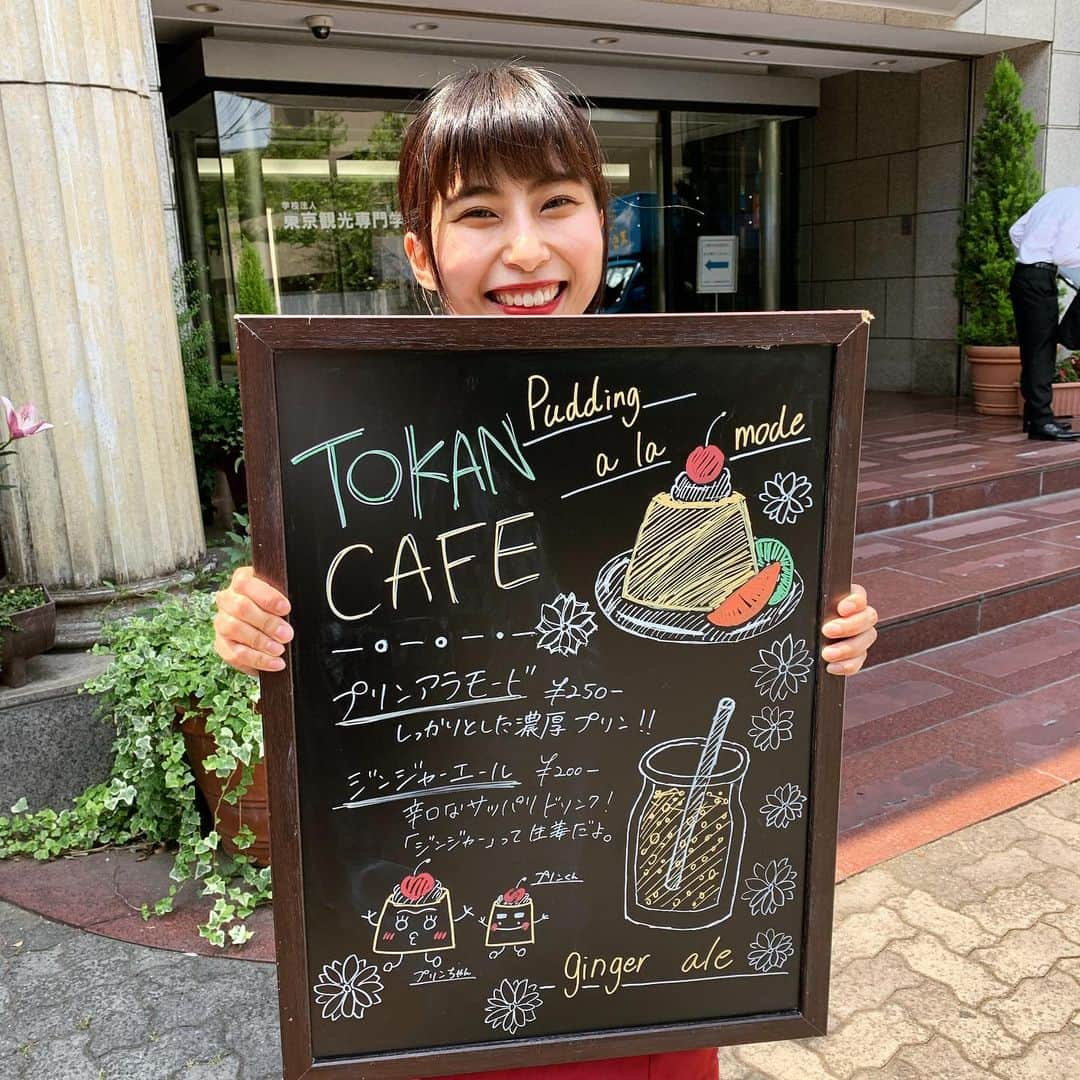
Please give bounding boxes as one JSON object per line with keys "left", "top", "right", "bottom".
{"left": 237, "top": 313, "right": 869, "bottom": 1080}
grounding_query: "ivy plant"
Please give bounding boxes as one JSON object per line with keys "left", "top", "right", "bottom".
{"left": 0, "top": 589, "right": 270, "bottom": 948}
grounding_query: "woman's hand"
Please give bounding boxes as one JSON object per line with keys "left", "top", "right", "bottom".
{"left": 820, "top": 583, "right": 878, "bottom": 677}
{"left": 214, "top": 566, "right": 294, "bottom": 677}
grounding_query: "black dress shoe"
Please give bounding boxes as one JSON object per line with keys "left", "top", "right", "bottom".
{"left": 1023, "top": 415, "right": 1073, "bottom": 432}
{"left": 1028, "top": 420, "right": 1080, "bottom": 441}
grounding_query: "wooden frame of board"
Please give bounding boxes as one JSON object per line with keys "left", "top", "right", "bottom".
{"left": 237, "top": 311, "right": 869, "bottom": 1080}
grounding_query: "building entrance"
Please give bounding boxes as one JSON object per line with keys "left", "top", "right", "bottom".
{"left": 167, "top": 90, "right": 800, "bottom": 367}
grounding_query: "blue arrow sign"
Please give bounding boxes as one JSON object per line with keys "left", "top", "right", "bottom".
{"left": 705, "top": 260, "right": 730, "bottom": 270}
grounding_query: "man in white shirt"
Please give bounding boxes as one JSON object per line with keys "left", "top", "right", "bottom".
{"left": 1009, "top": 187, "right": 1080, "bottom": 441}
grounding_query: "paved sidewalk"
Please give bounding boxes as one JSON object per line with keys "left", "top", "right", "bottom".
{"left": 1, "top": 784, "right": 1078, "bottom": 1080}
{"left": 721, "top": 782, "right": 1080, "bottom": 1079}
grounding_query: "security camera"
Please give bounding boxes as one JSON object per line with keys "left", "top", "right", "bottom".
{"left": 304, "top": 14, "right": 334, "bottom": 40}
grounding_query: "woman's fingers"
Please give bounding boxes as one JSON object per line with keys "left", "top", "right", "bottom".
{"left": 214, "top": 632, "right": 285, "bottom": 675}
{"left": 214, "top": 565, "right": 293, "bottom": 676}
{"left": 822, "top": 626, "right": 878, "bottom": 676}
{"left": 821, "top": 599, "right": 878, "bottom": 641}
{"left": 819, "top": 583, "right": 878, "bottom": 678}
{"left": 217, "top": 573, "right": 293, "bottom": 645}
{"left": 219, "top": 589, "right": 294, "bottom": 645}
{"left": 835, "top": 582, "right": 868, "bottom": 618}
{"left": 213, "top": 609, "right": 286, "bottom": 660}
{"left": 232, "top": 566, "right": 291, "bottom": 616}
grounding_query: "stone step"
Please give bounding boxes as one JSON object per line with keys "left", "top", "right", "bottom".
{"left": 855, "top": 488, "right": 1080, "bottom": 665}
{"left": 856, "top": 395, "right": 1080, "bottom": 534}
{"left": 0, "top": 652, "right": 113, "bottom": 812}
{"left": 838, "top": 605, "right": 1080, "bottom": 879}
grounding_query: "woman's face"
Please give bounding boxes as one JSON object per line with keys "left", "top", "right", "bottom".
{"left": 404, "top": 172, "right": 604, "bottom": 316}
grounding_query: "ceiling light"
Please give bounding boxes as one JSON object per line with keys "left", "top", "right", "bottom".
{"left": 591, "top": 37, "right": 620, "bottom": 46}
{"left": 873, "top": 59, "right": 898, "bottom": 67}
{"left": 743, "top": 49, "right": 770, "bottom": 57}
{"left": 411, "top": 22, "right": 439, "bottom": 31}
{"left": 186, "top": 3, "right": 221, "bottom": 12}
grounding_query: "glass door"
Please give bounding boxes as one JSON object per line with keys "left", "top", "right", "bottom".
{"left": 590, "top": 108, "right": 664, "bottom": 314}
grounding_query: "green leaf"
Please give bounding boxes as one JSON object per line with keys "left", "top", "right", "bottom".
{"left": 228, "top": 924, "right": 254, "bottom": 945}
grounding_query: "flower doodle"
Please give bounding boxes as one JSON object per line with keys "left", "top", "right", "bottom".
{"left": 741, "top": 858, "right": 798, "bottom": 916}
{"left": 484, "top": 977, "right": 544, "bottom": 1034}
{"left": 759, "top": 471, "right": 813, "bottom": 526}
{"left": 760, "top": 783, "right": 807, "bottom": 830}
{"left": 312, "top": 954, "right": 384, "bottom": 1022}
{"left": 535, "top": 592, "right": 599, "bottom": 657}
{"left": 747, "top": 928, "right": 795, "bottom": 973}
{"left": 747, "top": 706, "right": 795, "bottom": 751}
{"left": 751, "top": 634, "right": 813, "bottom": 702}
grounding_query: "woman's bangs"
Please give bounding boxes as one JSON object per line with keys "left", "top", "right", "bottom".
{"left": 431, "top": 101, "right": 594, "bottom": 199}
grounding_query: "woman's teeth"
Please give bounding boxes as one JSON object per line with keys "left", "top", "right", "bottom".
{"left": 492, "top": 284, "right": 560, "bottom": 307}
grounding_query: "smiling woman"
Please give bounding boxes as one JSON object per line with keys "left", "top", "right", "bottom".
{"left": 404, "top": 173, "right": 606, "bottom": 316}
{"left": 398, "top": 66, "right": 609, "bottom": 316}
{"left": 213, "top": 64, "right": 877, "bottom": 1080}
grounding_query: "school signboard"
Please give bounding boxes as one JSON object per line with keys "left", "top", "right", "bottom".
{"left": 237, "top": 312, "right": 869, "bottom": 1079}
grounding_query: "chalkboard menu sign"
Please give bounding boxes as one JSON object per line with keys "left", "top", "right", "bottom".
{"left": 237, "top": 313, "right": 868, "bottom": 1079}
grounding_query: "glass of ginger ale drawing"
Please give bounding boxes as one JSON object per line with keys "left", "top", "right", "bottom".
{"left": 625, "top": 698, "right": 749, "bottom": 930}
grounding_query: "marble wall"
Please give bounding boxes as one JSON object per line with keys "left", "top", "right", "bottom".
{"left": 798, "top": 62, "right": 970, "bottom": 395}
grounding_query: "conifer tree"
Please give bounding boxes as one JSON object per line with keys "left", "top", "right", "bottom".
{"left": 955, "top": 57, "right": 1042, "bottom": 345}
{"left": 235, "top": 238, "right": 277, "bottom": 315}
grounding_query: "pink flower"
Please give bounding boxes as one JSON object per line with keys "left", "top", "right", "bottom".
{"left": 2, "top": 397, "right": 53, "bottom": 440}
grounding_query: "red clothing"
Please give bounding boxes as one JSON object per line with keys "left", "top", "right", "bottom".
{"left": 446, "top": 1050, "right": 719, "bottom": 1079}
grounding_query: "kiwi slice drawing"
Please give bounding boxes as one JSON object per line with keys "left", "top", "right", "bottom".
{"left": 755, "top": 537, "right": 795, "bottom": 606}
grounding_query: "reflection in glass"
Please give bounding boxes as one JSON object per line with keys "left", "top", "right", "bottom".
{"left": 592, "top": 109, "right": 663, "bottom": 314}
{"left": 168, "top": 92, "right": 799, "bottom": 342}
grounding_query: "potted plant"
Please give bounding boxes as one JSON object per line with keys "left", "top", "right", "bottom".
{"left": 0, "top": 583, "right": 272, "bottom": 947}
{"left": 0, "top": 586, "right": 56, "bottom": 689}
{"left": 954, "top": 56, "right": 1042, "bottom": 415}
{"left": 235, "top": 237, "right": 278, "bottom": 317}
{"left": 0, "top": 397, "right": 55, "bottom": 687}
{"left": 1019, "top": 352, "right": 1080, "bottom": 417}
{"left": 1051, "top": 353, "right": 1080, "bottom": 415}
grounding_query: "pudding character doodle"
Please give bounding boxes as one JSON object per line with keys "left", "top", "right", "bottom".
{"left": 363, "top": 864, "right": 471, "bottom": 971}
{"left": 483, "top": 879, "right": 549, "bottom": 958}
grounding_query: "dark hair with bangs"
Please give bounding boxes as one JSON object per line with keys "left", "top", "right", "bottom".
{"left": 398, "top": 64, "right": 610, "bottom": 312}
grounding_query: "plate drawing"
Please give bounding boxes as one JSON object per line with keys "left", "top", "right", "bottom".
{"left": 596, "top": 550, "right": 803, "bottom": 645}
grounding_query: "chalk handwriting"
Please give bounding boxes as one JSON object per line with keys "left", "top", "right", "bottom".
{"left": 410, "top": 965, "right": 475, "bottom": 986}
{"left": 732, "top": 405, "right": 806, "bottom": 454}
{"left": 562, "top": 951, "right": 651, "bottom": 999}
{"left": 405, "top": 819, "right": 614, "bottom": 857}
{"left": 392, "top": 704, "right": 656, "bottom": 744}
{"left": 535, "top": 754, "right": 600, "bottom": 787}
{"left": 532, "top": 870, "right": 584, "bottom": 886}
{"left": 401, "top": 790, "right": 614, "bottom": 829}
{"left": 324, "top": 512, "right": 540, "bottom": 620}
{"left": 335, "top": 666, "right": 538, "bottom": 727}
{"left": 290, "top": 415, "right": 536, "bottom": 528}
{"left": 526, "top": 374, "right": 642, "bottom": 434}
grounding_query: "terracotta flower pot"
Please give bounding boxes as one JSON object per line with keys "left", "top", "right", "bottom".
{"left": 0, "top": 585, "right": 56, "bottom": 688}
{"left": 1051, "top": 381, "right": 1080, "bottom": 417}
{"left": 1014, "top": 380, "right": 1080, "bottom": 417}
{"left": 966, "top": 345, "right": 1022, "bottom": 416}
{"left": 177, "top": 707, "right": 270, "bottom": 867}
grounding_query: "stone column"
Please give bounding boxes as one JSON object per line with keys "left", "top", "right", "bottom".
{"left": 0, "top": 0, "right": 205, "bottom": 644}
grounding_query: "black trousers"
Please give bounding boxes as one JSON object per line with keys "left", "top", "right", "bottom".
{"left": 1009, "top": 262, "right": 1059, "bottom": 423}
